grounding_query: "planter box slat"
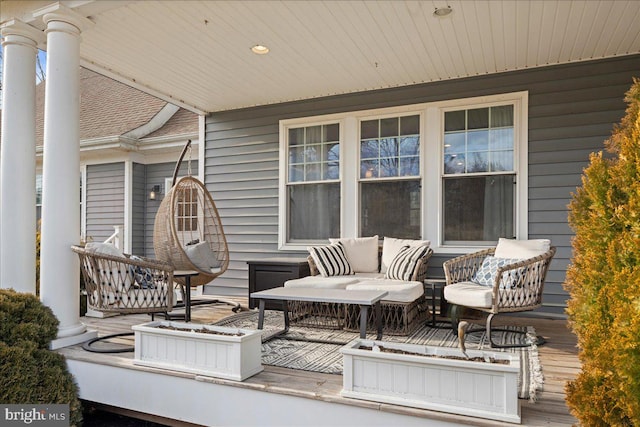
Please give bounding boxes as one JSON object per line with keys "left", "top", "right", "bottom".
{"left": 133, "top": 321, "right": 263, "bottom": 381}
{"left": 341, "top": 339, "right": 521, "bottom": 424}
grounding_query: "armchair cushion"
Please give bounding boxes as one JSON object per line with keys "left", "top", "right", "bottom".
{"left": 444, "top": 282, "right": 493, "bottom": 308}
{"left": 381, "top": 237, "right": 430, "bottom": 273}
{"left": 329, "top": 235, "right": 378, "bottom": 273}
{"left": 308, "top": 242, "right": 354, "bottom": 277}
{"left": 472, "top": 256, "right": 523, "bottom": 289}
{"left": 494, "top": 238, "right": 550, "bottom": 259}
{"left": 385, "top": 244, "right": 431, "bottom": 281}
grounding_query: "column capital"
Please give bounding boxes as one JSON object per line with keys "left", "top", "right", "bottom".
{"left": 0, "top": 19, "right": 45, "bottom": 46}
{"left": 34, "top": 3, "right": 94, "bottom": 33}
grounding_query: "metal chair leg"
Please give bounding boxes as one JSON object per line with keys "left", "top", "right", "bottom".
{"left": 485, "top": 313, "right": 540, "bottom": 349}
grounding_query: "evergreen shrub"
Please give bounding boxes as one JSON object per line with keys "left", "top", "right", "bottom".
{"left": 564, "top": 79, "right": 640, "bottom": 426}
{"left": 0, "top": 289, "right": 83, "bottom": 426}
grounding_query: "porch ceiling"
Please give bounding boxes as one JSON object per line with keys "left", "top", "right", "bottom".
{"left": 2, "top": 0, "right": 640, "bottom": 114}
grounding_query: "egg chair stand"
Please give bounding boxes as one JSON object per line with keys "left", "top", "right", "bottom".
{"left": 153, "top": 140, "right": 242, "bottom": 319}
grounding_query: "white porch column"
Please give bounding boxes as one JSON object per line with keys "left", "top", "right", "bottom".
{"left": 0, "top": 20, "right": 43, "bottom": 293}
{"left": 37, "top": 5, "right": 96, "bottom": 349}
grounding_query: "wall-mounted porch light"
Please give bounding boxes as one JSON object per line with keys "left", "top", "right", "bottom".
{"left": 149, "top": 185, "right": 161, "bottom": 200}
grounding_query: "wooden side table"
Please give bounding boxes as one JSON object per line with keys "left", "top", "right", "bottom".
{"left": 247, "top": 258, "right": 310, "bottom": 310}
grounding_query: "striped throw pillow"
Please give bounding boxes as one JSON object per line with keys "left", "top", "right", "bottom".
{"left": 308, "top": 242, "right": 354, "bottom": 277}
{"left": 385, "top": 244, "right": 431, "bottom": 281}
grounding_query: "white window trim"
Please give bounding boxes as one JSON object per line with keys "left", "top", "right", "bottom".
{"left": 278, "top": 91, "right": 528, "bottom": 254}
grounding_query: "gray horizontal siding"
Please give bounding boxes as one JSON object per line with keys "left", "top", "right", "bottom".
{"left": 86, "top": 163, "right": 125, "bottom": 244}
{"left": 204, "top": 54, "right": 640, "bottom": 314}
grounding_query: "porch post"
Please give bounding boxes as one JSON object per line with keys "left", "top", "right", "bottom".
{"left": 37, "top": 5, "right": 96, "bottom": 349}
{"left": 0, "top": 20, "right": 43, "bottom": 293}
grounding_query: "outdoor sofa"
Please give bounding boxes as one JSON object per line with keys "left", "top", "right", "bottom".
{"left": 282, "top": 236, "right": 433, "bottom": 335}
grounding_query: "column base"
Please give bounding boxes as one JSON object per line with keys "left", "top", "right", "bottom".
{"left": 85, "top": 308, "right": 119, "bottom": 318}
{"left": 50, "top": 329, "right": 98, "bottom": 350}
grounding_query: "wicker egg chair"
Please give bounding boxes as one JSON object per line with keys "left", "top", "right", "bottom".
{"left": 153, "top": 142, "right": 241, "bottom": 315}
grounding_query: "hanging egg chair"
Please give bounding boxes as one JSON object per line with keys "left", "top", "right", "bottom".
{"left": 153, "top": 140, "right": 241, "bottom": 313}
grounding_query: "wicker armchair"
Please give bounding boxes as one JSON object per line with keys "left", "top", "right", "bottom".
{"left": 72, "top": 244, "right": 174, "bottom": 352}
{"left": 443, "top": 245, "right": 556, "bottom": 348}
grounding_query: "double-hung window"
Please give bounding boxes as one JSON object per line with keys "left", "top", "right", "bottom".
{"left": 279, "top": 91, "right": 527, "bottom": 252}
{"left": 285, "top": 123, "right": 341, "bottom": 242}
{"left": 359, "top": 115, "right": 421, "bottom": 239}
{"left": 442, "top": 105, "right": 516, "bottom": 245}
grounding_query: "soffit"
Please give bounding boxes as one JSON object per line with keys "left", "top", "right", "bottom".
{"left": 3, "top": 0, "right": 640, "bottom": 114}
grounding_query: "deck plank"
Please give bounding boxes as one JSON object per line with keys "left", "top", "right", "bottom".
{"left": 66, "top": 297, "right": 580, "bottom": 426}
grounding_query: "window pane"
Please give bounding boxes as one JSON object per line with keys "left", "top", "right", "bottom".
{"left": 491, "top": 105, "right": 514, "bottom": 127}
{"left": 379, "top": 157, "right": 398, "bottom": 177}
{"left": 324, "top": 162, "right": 340, "bottom": 179}
{"left": 289, "top": 165, "right": 303, "bottom": 182}
{"left": 400, "top": 115, "right": 420, "bottom": 135}
{"left": 444, "top": 132, "right": 465, "bottom": 154}
{"left": 361, "top": 120, "right": 378, "bottom": 139}
{"left": 399, "top": 136, "right": 419, "bottom": 156}
{"left": 400, "top": 156, "right": 420, "bottom": 176}
{"left": 445, "top": 110, "right": 465, "bottom": 131}
{"left": 443, "top": 175, "right": 514, "bottom": 243}
{"left": 361, "top": 160, "right": 379, "bottom": 178}
{"left": 490, "top": 128, "right": 514, "bottom": 150}
{"left": 467, "top": 108, "right": 489, "bottom": 129}
{"left": 288, "top": 183, "right": 340, "bottom": 240}
{"left": 467, "top": 151, "right": 489, "bottom": 173}
{"left": 324, "top": 123, "right": 339, "bottom": 142}
{"left": 379, "top": 138, "right": 398, "bottom": 157}
{"left": 305, "top": 163, "right": 321, "bottom": 181}
{"left": 444, "top": 154, "right": 466, "bottom": 174}
{"left": 361, "top": 140, "right": 379, "bottom": 159}
{"left": 307, "top": 126, "right": 321, "bottom": 144}
{"left": 380, "top": 118, "right": 398, "bottom": 137}
{"left": 361, "top": 180, "right": 421, "bottom": 239}
{"left": 491, "top": 150, "right": 514, "bottom": 171}
{"left": 467, "top": 130, "right": 488, "bottom": 151}
{"left": 289, "top": 146, "right": 305, "bottom": 163}
{"left": 322, "top": 143, "right": 340, "bottom": 162}
{"left": 289, "top": 128, "right": 304, "bottom": 146}
{"left": 304, "top": 145, "right": 320, "bottom": 163}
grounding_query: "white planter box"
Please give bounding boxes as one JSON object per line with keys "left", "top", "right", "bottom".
{"left": 132, "top": 321, "right": 263, "bottom": 381}
{"left": 341, "top": 339, "right": 520, "bottom": 423}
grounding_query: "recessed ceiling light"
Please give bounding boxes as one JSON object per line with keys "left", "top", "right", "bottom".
{"left": 433, "top": 6, "right": 453, "bottom": 17}
{"left": 251, "top": 45, "right": 269, "bottom": 55}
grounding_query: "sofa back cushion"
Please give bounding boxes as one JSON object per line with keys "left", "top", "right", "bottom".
{"left": 329, "top": 235, "right": 379, "bottom": 273}
{"left": 381, "top": 237, "right": 430, "bottom": 273}
{"left": 307, "top": 242, "right": 354, "bottom": 277}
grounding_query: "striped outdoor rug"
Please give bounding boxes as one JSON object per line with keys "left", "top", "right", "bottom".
{"left": 213, "top": 310, "right": 543, "bottom": 401}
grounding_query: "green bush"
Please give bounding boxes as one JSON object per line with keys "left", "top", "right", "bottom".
{"left": 0, "top": 289, "right": 83, "bottom": 426}
{"left": 564, "top": 78, "right": 640, "bottom": 426}
{"left": 0, "top": 288, "right": 58, "bottom": 348}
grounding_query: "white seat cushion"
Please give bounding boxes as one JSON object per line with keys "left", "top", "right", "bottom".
{"left": 444, "top": 282, "right": 493, "bottom": 309}
{"left": 381, "top": 237, "right": 430, "bottom": 273}
{"left": 494, "top": 238, "right": 550, "bottom": 259}
{"left": 346, "top": 280, "right": 423, "bottom": 303}
{"left": 284, "top": 275, "right": 359, "bottom": 289}
{"left": 329, "top": 236, "right": 379, "bottom": 273}
{"left": 353, "top": 272, "right": 385, "bottom": 280}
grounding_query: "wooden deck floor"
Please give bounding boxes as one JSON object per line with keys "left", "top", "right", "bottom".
{"left": 61, "top": 297, "right": 580, "bottom": 426}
